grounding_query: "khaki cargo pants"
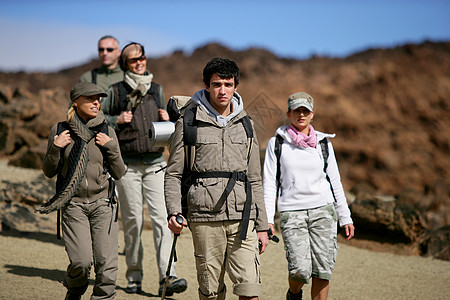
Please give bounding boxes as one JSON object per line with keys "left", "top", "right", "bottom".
{"left": 62, "top": 199, "right": 118, "bottom": 299}
{"left": 190, "top": 220, "right": 262, "bottom": 300}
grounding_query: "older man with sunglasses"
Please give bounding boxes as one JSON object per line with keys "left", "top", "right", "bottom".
{"left": 80, "top": 35, "right": 123, "bottom": 92}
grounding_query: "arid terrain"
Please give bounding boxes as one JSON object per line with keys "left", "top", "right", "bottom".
{"left": 1, "top": 41, "right": 449, "bottom": 208}
{"left": 0, "top": 159, "right": 449, "bottom": 300}
{"left": 0, "top": 41, "right": 449, "bottom": 298}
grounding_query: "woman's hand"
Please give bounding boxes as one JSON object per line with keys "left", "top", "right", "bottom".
{"left": 158, "top": 109, "right": 170, "bottom": 121}
{"left": 117, "top": 111, "right": 133, "bottom": 124}
{"left": 344, "top": 223, "right": 355, "bottom": 240}
{"left": 96, "top": 132, "right": 112, "bottom": 147}
{"left": 54, "top": 130, "right": 71, "bottom": 148}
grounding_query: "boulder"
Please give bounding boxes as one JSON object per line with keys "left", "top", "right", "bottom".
{"left": 8, "top": 143, "right": 47, "bottom": 169}
{"left": 350, "top": 192, "right": 427, "bottom": 243}
{"left": 0, "top": 119, "right": 14, "bottom": 154}
{"left": 0, "top": 95, "right": 40, "bottom": 121}
{"left": 0, "top": 84, "right": 13, "bottom": 104}
{"left": 420, "top": 225, "right": 450, "bottom": 261}
{"left": 0, "top": 174, "right": 55, "bottom": 233}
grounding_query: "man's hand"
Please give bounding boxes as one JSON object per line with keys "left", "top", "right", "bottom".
{"left": 257, "top": 230, "right": 269, "bottom": 254}
{"left": 54, "top": 130, "right": 71, "bottom": 148}
{"left": 168, "top": 213, "right": 186, "bottom": 235}
{"left": 117, "top": 111, "right": 133, "bottom": 124}
{"left": 344, "top": 223, "right": 355, "bottom": 240}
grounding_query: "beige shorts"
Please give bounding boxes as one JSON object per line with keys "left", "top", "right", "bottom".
{"left": 190, "top": 220, "right": 262, "bottom": 299}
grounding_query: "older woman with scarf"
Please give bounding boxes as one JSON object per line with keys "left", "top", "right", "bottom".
{"left": 37, "top": 82, "right": 126, "bottom": 300}
{"left": 263, "top": 92, "right": 355, "bottom": 300}
{"left": 101, "top": 42, "right": 187, "bottom": 296}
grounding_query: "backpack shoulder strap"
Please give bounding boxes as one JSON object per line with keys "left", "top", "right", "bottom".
{"left": 183, "top": 106, "right": 198, "bottom": 170}
{"left": 180, "top": 105, "right": 198, "bottom": 217}
{"left": 117, "top": 82, "right": 129, "bottom": 111}
{"left": 240, "top": 115, "right": 254, "bottom": 163}
{"left": 275, "top": 134, "right": 284, "bottom": 197}
{"left": 55, "top": 121, "right": 71, "bottom": 240}
{"left": 241, "top": 116, "right": 254, "bottom": 138}
{"left": 99, "top": 123, "right": 110, "bottom": 173}
{"left": 56, "top": 121, "right": 70, "bottom": 174}
{"left": 149, "top": 83, "right": 163, "bottom": 109}
{"left": 100, "top": 122, "right": 109, "bottom": 134}
{"left": 319, "top": 138, "right": 329, "bottom": 173}
{"left": 319, "top": 137, "right": 337, "bottom": 202}
{"left": 57, "top": 121, "right": 70, "bottom": 135}
{"left": 91, "top": 68, "right": 98, "bottom": 84}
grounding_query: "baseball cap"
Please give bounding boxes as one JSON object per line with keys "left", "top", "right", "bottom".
{"left": 288, "top": 92, "right": 314, "bottom": 111}
{"left": 70, "top": 82, "right": 107, "bottom": 102}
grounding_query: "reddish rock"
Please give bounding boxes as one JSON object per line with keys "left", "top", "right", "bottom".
{"left": 350, "top": 192, "right": 427, "bottom": 243}
{"left": 0, "top": 41, "right": 448, "bottom": 255}
{"left": 420, "top": 225, "right": 450, "bottom": 261}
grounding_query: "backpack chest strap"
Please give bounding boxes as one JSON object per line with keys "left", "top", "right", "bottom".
{"left": 191, "top": 170, "right": 252, "bottom": 240}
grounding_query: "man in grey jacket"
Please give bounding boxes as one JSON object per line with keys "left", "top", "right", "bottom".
{"left": 165, "top": 57, "right": 269, "bottom": 300}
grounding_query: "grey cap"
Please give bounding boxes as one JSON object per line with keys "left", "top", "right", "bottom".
{"left": 70, "top": 82, "right": 107, "bottom": 102}
{"left": 288, "top": 92, "right": 314, "bottom": 111}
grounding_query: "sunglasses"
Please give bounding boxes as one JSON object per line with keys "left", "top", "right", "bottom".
{"left": 127, "top": 55, "right": 146, "bottom": 64}
{"left": 98, "top": 47, "right": 117, "bottom": 53}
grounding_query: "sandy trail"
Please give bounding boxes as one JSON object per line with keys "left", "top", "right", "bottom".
{"left": 0, "top": 226, "right": 449, "bottom": 300}
{"left": 0, "top": 160, "right": 449, "bottom": 299}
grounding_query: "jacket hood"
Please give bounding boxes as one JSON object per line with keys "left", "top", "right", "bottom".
{"left": 275, "top": 125, "right": 335, "bottom": 145}
{"left": 191, "top": 89, "right": 244, "bottom": 127}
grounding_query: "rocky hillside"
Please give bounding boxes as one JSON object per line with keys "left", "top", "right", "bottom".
{"left": 0, "top": 41, "right": 449, "bottom": 259}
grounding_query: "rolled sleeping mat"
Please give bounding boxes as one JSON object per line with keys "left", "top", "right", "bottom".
{"left": 149, "top": 121, "right": 175, "bottom": 147}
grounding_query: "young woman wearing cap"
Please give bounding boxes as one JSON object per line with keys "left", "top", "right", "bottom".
{"left": 37, "top": 82, "right": 126, "bottom": 299}
{"left": 263, "top": 92, "right": 355, "bottom": 300}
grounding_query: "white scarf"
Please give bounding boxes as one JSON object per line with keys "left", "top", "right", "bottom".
{"left": 124, "top": 70, "right": 153, "bottom": 109}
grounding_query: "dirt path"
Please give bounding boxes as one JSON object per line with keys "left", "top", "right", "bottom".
{"left": 1, "top": 226, "right": 449, "bottom": 300}
{"left": 1, "top": 159, "right": 449, "bottom": 299}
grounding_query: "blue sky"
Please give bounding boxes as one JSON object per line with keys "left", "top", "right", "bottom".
{"left": 1, "top": 0, "right": 449, "bottom": 72}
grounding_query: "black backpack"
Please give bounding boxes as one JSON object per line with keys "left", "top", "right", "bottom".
{"left": 91, "top": 68, "right": 99, "bottom": 84}
{"left": 274, "top": 134, "right": 337, "bottom": 201}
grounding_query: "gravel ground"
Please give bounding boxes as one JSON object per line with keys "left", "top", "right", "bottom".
{"left": 1, "top": 222, "right": 450, "bottom": 299}
{"left": 1, "top": 160, "right": 449, "bottom": 299}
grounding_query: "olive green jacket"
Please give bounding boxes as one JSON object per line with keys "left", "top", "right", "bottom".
{"left": 43, "top": 122, "right": 126, "bottom": 204}
{"left": 79, "top": 64, "right": 123, "bottom": 92}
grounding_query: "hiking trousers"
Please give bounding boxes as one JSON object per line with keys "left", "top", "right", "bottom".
{"left": 62, "top": 199, "right": 118, "bottom": 299}
{"left": 190, "top": 220, "right": 262, "bottom": 299}
{"left": 116, "top": 161, "right": 176, "bottom": 283}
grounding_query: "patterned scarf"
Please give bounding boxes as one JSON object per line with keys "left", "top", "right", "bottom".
{"left": 36, "top": 111, "right": 107, "bottom": 214}
{"left": 287, "top": 124, "right": 317, "bottom": 148}
{"left": 124, "top": 70, "right": 153, "bottom": 110}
